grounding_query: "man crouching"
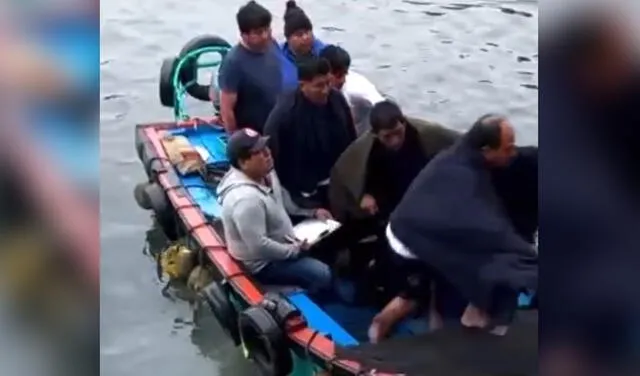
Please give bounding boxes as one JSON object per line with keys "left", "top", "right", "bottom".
{"left": 370, "top": 114, "right": 538, "bottom": 342}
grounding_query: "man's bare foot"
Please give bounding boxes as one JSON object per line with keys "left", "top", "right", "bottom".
{"left": 489, "top": 325, "right": 509, "bottom": 336}
{"left": 460, "top": 303, "right": 489, "bottom": 328}
{"left": 368, "top": 317, "right": 386, "bottom": 344}
{"left": 427, "top": 282, "right": 443, "bottom": 331}
{"left": 428, "top": 310, "right": 443, "bottom": 332}
{"left": 460, "top": 304, "right": 509, "bottom": 335}
{"left": 368, "top": 296, "right": 416, "bottom": 343}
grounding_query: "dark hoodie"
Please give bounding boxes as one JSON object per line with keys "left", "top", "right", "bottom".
{"left": 389, "top": 135, "right": 537, "bottom": 322}
{"left": 264, "top": 88, "right": 356, "bottom": 207}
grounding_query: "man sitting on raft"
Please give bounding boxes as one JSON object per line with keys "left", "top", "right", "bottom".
{"left": 217, "top": 128, "right": 334, "bottom": 296}
{"left": 329, "top": 100, "right": 458, "bottom": 239}
{"left": 320, "top": 45, "right": 386, "bottom": 135}
{"left": 369, "top": 114, "right": 538, "bottom": 342}
{"left": 279, "top": 0, "right": 326, "bottom": 90}
{"left": 319, "top": 45, "right": 350, "bottom": 99}
{"left": 264, "top": 56, "right": 356, "bottom": 209}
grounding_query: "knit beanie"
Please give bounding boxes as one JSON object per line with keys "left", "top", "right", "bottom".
{"left": 283, "top": 0, "right": 312, "bottom": 38}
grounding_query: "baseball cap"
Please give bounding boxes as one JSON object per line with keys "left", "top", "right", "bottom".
{"left": 226, "top": 128, "right": 270, "bottom": 165}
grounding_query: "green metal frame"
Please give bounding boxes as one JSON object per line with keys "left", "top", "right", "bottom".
{"left": 171, "top": 46, "right": 231, "bottom": 121}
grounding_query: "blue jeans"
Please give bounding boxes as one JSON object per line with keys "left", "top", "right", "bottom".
{"left": 256, "top": 257, "right": 333, "bottom": 296}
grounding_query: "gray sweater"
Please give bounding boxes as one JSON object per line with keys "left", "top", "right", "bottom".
{"left": 217, "top": 168, "right": 315, "bottom": 273}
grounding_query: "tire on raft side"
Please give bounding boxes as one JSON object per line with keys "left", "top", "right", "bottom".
{"left": 178, "top": 35, "right": 231, "bottom": 102}
{"left": 199, "top": 281, "right": 241, "bottom": 346}
{"left": 133, "top": 182, "right": 179, "bottom": 241}
{"left": 238, "top": 306, "right": 293, "bottom": 376}
{"left": 159, "top": 57, "right": 179, "bottom": 108}
{"left": 155, "top": 206, "right": 179, "bottom": 241}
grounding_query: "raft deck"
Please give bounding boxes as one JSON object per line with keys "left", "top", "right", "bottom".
{"left": 161, "top": 122, "right": 537, "bottom": 362}
{"left": 336, "top": 311, "right": 538, "bottom": 375}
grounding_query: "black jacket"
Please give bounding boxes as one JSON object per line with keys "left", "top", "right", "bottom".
{"left": 264, "top": 89, "right": 356, "bottom": 204}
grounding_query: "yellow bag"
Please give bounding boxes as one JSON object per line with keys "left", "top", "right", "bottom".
{"left": 158, "top": 244, "right": 196, "bottom": 281}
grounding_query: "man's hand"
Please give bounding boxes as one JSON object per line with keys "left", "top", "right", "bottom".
{"left": 298, "top": 239, "right": 311, "bottom": 251}
{"left": 313, "top": 208, "right": 333, "bottom": 220}
{"left": 219, "top": 90, "right": 238, "bottom": 133}
{"left": 224, "top": 124, "right": 238, "bottom": 134}
{"left": 286, "top": 235, "right": 310, "bottom": 251}
{"left": 360, "top": 194, "right": 378, "bottom": 215}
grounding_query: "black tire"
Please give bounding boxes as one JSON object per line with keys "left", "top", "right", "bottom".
{"left": 178, "top": 35, "right": 231, "bottom": 102}
{"left": 159, "top": 57, "right": 178, "bottom": 107}
{"left": 135, "top": 182, "right": 168, "bottom": 212}
{"left": 238, "top": 306, "right": 293, "bottom": 376}
{"left": 133, "top": 182, "right": 153, "bottom": 210}
{"left": 138, "top": 182, "right": 178, "bottom": 240}
{"left": 200, "top": 281, "right": 241, "bottom": 346}
{"left": 155, "top": 210, "right": 179, "bottom": 241}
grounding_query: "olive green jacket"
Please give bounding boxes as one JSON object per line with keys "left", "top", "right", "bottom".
{"left": 329, "top": 117, "right": 460, "bottom": 222}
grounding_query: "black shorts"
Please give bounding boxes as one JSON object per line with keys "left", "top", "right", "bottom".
{"left": 387, "top": 250, "right": 467, "bottom": 318}
{"left": 388, "top": 251, "right": 435, "bottom": 303}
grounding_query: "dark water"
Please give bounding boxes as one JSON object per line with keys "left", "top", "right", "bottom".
{"left": 100, "top": 0, "right": 537, "bottom": 374}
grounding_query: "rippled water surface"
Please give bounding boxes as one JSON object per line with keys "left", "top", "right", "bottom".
{"left": 100, "top": 0, "right": 537, "bottom": 374}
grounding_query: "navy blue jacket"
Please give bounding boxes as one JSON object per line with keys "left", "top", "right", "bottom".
{"left": 389, "top": 138, "right": 538, "bottom": 314}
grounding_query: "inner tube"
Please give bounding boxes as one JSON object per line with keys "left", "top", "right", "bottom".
{"left": 159, "top": 57, "right": 178, "bottom": 107}
{"left": 178, "top": 35, "right": 231, "bottom": 102}
{"left": 200, "top": 281, "right": 241, "bottom": 346}
{"left": 133, "top": 182, "right": 168, "bottom": 213}
{"left": 133, "top": 182, "right": 178, "bottom": 240}
{"left": 238, "top": 306, "right": 293, "bottom": 376}
{"left": 133, "top": 182, "right": 153, "bottom": 210}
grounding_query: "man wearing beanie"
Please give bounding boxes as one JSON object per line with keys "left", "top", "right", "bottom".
{"left": 279, "top": 0, "right": 326, "bottom": 90}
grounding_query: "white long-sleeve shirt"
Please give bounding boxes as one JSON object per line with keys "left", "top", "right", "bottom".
{"left": 342, "top": 70, "right": 385, "bottom": 106}
{"left": 341, "top": 71, "right": 385, "bottom": 135}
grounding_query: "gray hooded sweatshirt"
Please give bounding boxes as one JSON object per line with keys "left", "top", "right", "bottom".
{"left": 217, "top": 167, "right": 315, "bottom": 273}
